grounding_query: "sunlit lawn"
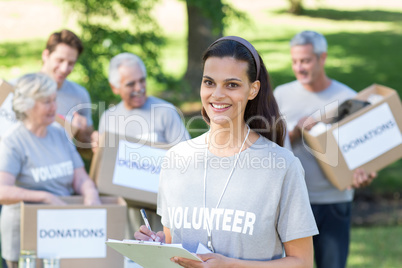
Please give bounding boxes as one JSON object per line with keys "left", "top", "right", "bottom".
{"left": 348, "top": 225, "right": 402, "bottom": 267}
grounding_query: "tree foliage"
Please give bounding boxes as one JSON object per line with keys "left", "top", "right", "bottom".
{"left": 63, "top": 0, "right": 165, "bottom": 127}
{"left": 182, "top": 0, "right": 248, "bottom": 99}
{"left": 63, "top": 0, "right": 248, "bottom": 118}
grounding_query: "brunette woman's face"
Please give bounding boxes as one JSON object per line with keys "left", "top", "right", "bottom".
{"left": 201, "top": 56, "right": 259, "bottom": 128}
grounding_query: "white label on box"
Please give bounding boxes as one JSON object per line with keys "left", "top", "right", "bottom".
{"left": 112, "top": 140, "right": 167, "bottom": 193}
{"left": 333, "top": 103, "right": 402, "bottom": 170}
{"left": 0, "top": 93, "right": 18, "bottom": 137}
{"left": 37, "top": 209, "right": 107, "bottom": 259}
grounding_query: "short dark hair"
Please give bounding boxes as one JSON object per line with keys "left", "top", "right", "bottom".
{"left": 45, "top": 29, "right": 83, "bottom": 56}
{"left": 201, "top": 38, "right": 286, "bottom": 146}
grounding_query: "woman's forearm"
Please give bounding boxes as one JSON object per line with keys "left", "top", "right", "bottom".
{"left": 72, "top": 167, "right": 100, "bottom": 205}
{"left": 0, "top": 185, "right": 49, "bottom": 205}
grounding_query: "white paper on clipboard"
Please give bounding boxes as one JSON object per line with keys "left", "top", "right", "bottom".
{"left": 106, "top": 239, "right": 202, "bottom": 268}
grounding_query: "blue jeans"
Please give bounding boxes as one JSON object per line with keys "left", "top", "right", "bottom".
{"left": 311, "top": 202, "right": 352, "bottom": 268}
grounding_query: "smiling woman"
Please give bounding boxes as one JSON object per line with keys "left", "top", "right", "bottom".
{"left": 135, "top": 36, "right": 318, "bottom": 268}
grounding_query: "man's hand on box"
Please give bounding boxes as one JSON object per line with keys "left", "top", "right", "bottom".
{"left": 290, "top": 116, "right": 319, "bottom": 143}
{"left": 350, "top": 168, "right": 377, "bottom": 189}
{"left": 297, "top": 116, "right": 319, "bottom": 131}
{"left": 72, "top": 112, "right": 87, "bottom": 131}
{"left": 91, "top": 130, "right": 99, "bottom": 154}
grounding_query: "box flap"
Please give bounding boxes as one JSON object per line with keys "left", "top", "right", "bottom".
{"left": 0, "top": 79, "right": 14, "bottom": 100}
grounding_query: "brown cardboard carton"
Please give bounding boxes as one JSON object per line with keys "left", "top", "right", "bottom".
{"left": 0, "top": 79, "right": 14, "bottom": 97}
{"left": 20, "top": 196, "right": 127, "bottom": 268}
{"left": 0, "top": 79, "right": 18, "bottom": 137}
{"left": 90, "top": 132, "right": 171, "bottom": 208}
{"left": 302, "top": 84, "right": 402, "bottom": 190}
{"left": 54, "top": 114, "right": 79, "bottom": 139}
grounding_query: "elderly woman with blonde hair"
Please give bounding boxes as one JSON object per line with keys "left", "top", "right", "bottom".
{"left": 0, "top": 73, "right": 100, "bottom": 268}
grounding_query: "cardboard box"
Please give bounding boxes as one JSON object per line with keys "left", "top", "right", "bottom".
{"left": 0, "top": 79, "right": 18, "bottom": 137}
{"left": 90, "top": 132, "right": 171, "bottom": 208}
{"left": 303, "top": 84, "right": 402, "bottom": 190}
{"left": 20, "top": 196, "right": 127, "bottom": 268}
{"left": 54, "top": 114, "right": 79, "bottom": 138}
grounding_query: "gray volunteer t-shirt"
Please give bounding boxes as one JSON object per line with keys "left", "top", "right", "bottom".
{"left": 274, "top": 80, "right": 356, "bottom": 204}
{"left": 0, "top": 123, "right": 84, "bottom": 261}
{"left": 58, "top": 80, "right": 93, "bottom": 126}
{"left": 157, "top": 133, "right": 318, "bottom": 260}
{"left": 99, "top": 96, "right": 190, "bottom": 145}
{"left": 0, "top": 122, "right": 84, "bottom": 194}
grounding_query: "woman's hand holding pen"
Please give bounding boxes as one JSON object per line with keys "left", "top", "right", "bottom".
{"left": 134, "top": 225, "right": 165, "bottom": 243}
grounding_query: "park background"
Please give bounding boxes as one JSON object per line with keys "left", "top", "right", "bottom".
{"left": 0, "top": 0, "right": 401, "bottom": 267}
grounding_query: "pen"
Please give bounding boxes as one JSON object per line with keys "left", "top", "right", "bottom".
{"left": 140, "top": 209, "right": 152, "bottom": 232}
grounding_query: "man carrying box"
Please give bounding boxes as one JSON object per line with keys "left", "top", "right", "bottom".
{"left": 91, "top": 52, "right": 190, "bottom": 238}
{"left": 274, "top": 31, "right": 376, "bottom": 268}
{"left": 40, "top": 29, "right": 93, "bottom": 146}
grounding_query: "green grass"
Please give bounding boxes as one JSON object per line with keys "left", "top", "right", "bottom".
{"left": 348, "top": 225, "right": 402, "bottom": 267}
{"left": 0, "top": 39, "right": 44, "bottom": 79}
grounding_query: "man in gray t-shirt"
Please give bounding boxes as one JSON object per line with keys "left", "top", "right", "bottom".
{"left": 98, "top": 96, "right": 189, "bottom": 145}
{"left": 94, "top": 53, "right": 190, "bottom": 146}
{"left": 40, "top": 29, "right": 93, "bottom": 145}
{"left": 274, "top": 31, "right": 375, "bottom": 268}
{"left": 92, "top": 53, "right": 190, "bottom": 238}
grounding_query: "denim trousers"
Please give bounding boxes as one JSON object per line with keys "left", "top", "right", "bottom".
{"left": 311, "top": 202, "right": 352, "bottom": 268}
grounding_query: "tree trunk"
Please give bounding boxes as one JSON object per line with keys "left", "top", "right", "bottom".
{"left": 288, "top": 0, "right": 303, "bottom": 15}
{"left": 183, "top": 2, "right": 221, "bottom": 99}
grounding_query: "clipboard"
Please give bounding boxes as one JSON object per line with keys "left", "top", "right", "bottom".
{"left": 105, "top": 239, "right": 202, "bottom": 268}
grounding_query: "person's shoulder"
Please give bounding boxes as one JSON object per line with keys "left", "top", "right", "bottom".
{"left": 148, "top": 96, "right": 181, "bottom": 117}
{"left": 47, "top": 123, "right": 71, "bottom": 140}
{"left": 102, "top": 101, "right": 124, "bottom": 116}
{"left": 274, "top": 80, "right": 299, "bottom": 92}
{"left": 148, "top": 96, "right": 175, "bottom": 107}
{"left": 1, "top": 122, "right": 24, "bottom": 142}
{"left": 6, "top": 77, "right": 18, "bottom": 86}
{"left": 1, "top": 123, "right": 28, "bottom": 150}
{"left": 63, "top": 80, "right": 90, "bottom": 95}
{"left": 331, "top": 80, "right": 356, "bottom": 96}
{"left": 48, "top": 123, "right": 66, "bottom": 134}
{"left": 274, "top": 80, "right": 299, "bottom": 97}
{"left": 166, "top": 133, "right": 205, "bottom": 156}
{"left": 253, "top": 135, "right": 299, "bottom": 164}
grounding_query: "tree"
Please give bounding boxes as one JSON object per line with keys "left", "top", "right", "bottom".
{"left": 288, "top": 0, "right": 304, "bottom": 15}
{"left": 63, "top": 0, "right": 246, "bottom": 108}
{"left": 64, "top": 0, "right": 165, "bottom": 127}
{"left": 182, "top": 0, "right": 247, "bottom": 99}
